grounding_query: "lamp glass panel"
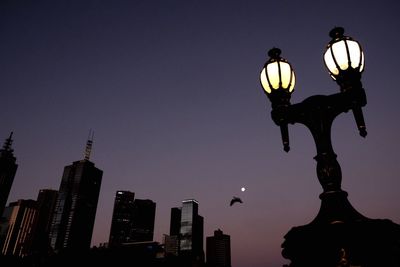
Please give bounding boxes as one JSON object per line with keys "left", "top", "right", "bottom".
{"left": 332, "top": 40, "right": 349, "bottom": 71}
{"left": 266, "top": 62, "right": 280, "bottom": 90}
{"left": 260, "top": 68, "right": 272, "bottom": 94}
{"left": 347, "top": 40, "right": 362, "bottom": 69}
{"left": 324, "top": 49, "right": 339, "bottom": 75}
{"left": 289, "top": 71, "right": 295, "bottom": 92}
{"left": 279, "top": 62, "right": 292, "bottom": 89}
{"left": 360, "top": 51, "right": 365, "bottom": 72}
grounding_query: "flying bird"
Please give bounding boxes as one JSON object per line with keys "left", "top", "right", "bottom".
{"left": 230, "top": 196, "right": 243, "bottom": 206}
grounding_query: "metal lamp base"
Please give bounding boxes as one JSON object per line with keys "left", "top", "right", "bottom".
{"left": 281, "top": 191, "right": 400, "bottom": 267}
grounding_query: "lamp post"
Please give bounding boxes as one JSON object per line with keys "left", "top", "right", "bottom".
{"left": 260, "top": 27, "right": 400, "bottom": 267}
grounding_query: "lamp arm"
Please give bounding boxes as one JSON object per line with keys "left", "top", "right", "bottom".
{"left": 329, "top": 88, "right": 368, "bottom": 137}
{"left": 280, "top": 124, "right": 290, "bottom": 152}
{"left": 352, "top": 107, "right": 367, "bottom": 137}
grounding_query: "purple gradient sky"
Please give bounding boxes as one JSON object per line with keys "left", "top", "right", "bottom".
{"left": 1, "top": 1, "right": 400, "bottom": 266}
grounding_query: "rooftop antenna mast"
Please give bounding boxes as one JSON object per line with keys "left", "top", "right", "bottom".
{"left": 3, "top": 132, "right": 14, "bottom": 150}
{"left": 84, "top": 129, "right": 94, "bottom": 161}
{"left": 2, "top": 132, "right": 14, "bottom": 154}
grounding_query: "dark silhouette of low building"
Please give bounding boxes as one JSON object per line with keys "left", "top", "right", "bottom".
{"left": 206, "top": 229, "right": 231, "bottom": 267}
{"left": 164, "top": 234, "right": 179, "bottom": 257}
{"left": 40, "top": 241, "right": 165, "bottom": 267}
{"left": 30, "top": 189, "right": 58, "bottom": 256}
{"left": 0, "top": 199, "right": 38, "bottom": 257}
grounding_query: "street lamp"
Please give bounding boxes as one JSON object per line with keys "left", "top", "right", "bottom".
{"left": 325, "top": 27, "right": 367, "bottom": 138}
{"left": 260, "top": 47, "right": 295, "bottom": 152}
{"left": 259, "top": 27, "right": 400, "bottom": 267}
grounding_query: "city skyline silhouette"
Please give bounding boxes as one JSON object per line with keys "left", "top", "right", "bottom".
{"left": 1, "top": 1, "right": 400, "bottom": 266}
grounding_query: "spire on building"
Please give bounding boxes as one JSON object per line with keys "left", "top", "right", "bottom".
{"left": 0, "top": 131, "right": 18, "bottom": 218}
{"left": 1, "top": 132, "right": 14, "bottom": 154}
{"left": 84, "top": 130, "right": 94, "bottom": 161}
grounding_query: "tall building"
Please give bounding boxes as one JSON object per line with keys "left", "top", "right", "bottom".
{"left": 30, "top": 189, "right": 58, "bottom": 255}
{"left": 131, "top": 199, "right": 156, "bottom": 242}
{"left": 206, "top": 229, "right": 231, "bottom": 267}
{"left": 180, "top": 199, "right": 204, "bottom": 264}
{"left": 108, "top": 190, "right": 135, "bottom": 247}
{"left": 170, "top": 207, "right": 181, "bottom": 236}
{"left": 0, "top": 132, "right": 18, "bottom": 218}
{"left": 1, "top": 199, "right": 38, "bottom": 257}
{"left": 108, "top": 191, "right": 156, "bottom": 247}
{"left": 49, "top": 136, "right": 103, "bottom": 252}
{"left": 164, "top": 207, "right": 182, "bottom": 257}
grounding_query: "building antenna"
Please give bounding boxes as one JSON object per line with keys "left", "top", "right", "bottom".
{"left": 84, "top": 129, "right": 94, "bottom": 161}
{"left": 2, "top": 131, "right": 14, "bottom": 152}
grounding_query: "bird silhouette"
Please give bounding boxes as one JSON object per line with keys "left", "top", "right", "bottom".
{"left": 230, "top": 196, "right": 243, "bottom": 206}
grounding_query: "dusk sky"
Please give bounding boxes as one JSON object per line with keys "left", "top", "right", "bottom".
{"left": 1, "top": 1, "right": 400, "bottom": 266}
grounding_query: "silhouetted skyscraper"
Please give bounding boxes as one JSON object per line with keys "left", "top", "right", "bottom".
{"left": 164, "top": 207, "right": 182, "bottom": 257}
{"left": 170, "top": 207, "right": 182, "bottom": 236}
{"left": 108, "top": 191, "right": 156, "bottom": 247}
{"left": 1, "top": 199, "right": 38, "bottom": 257}
{"left": 31, "top": 189, "right": 58, "bottom": 255}
{"left": 131, "top": 199, "right": 156, "bottom": 242}
{"left": 206, "top": 229, "right": 231, "bottom": 267}
{"left": 49, "top": 136, "right": 102, "bottom": 252}
{"left": 180, "top": 199, "right": 204, "bottom": 265}
{"left": 108, "top": 190, "right": 135, "bottom": 247}
{"left": 0, "top": 132, "right": 18, "bottom": 218}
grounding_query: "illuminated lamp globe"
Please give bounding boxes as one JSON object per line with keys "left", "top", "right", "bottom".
{"left": 323, "top": 27, "right": 365, "bottom": 85}
{"left": 260, "top": 48, "right": 295, "bottom": 95}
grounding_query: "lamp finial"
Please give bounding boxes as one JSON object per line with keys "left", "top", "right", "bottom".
{"left": 329, "top": 27, "right": 344, "bottom": 39}
{"left": 268, "top": 47, "right": 281, "bottom": 59}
